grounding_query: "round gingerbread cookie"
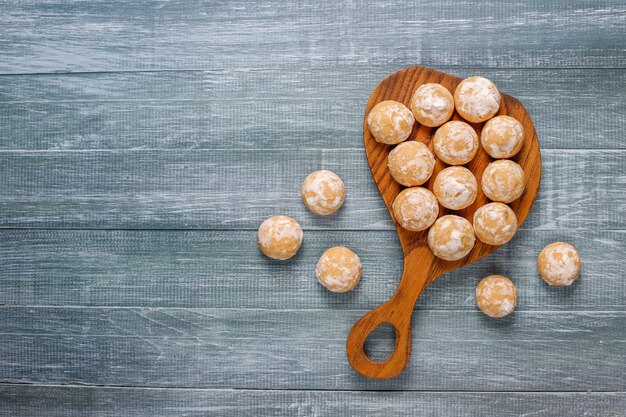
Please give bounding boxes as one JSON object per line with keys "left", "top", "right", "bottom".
{"left": 392, "top": 187, "right": 439, "bottom": 232}
{"left": 301, "top": 170, "right": 346, "bottom": 215}
{"left": 454, "top": 76, "right": 501, "bottom": 123}
{"left": 481, "top": 115, "right": 525, "bottom": 159}
{"left": 367, "top": 100, "right": 415, "bottom": 145}
{"left": 538, "top": 242, "right": 582, "bottom": 286}
{"left": 409, "top": 83, "right": 454, "bottom": 127}
{"left": 473, "top": 202, "right": 518, "bottom": 246}
{"left": 387, "top": 141, "right": 435, "bottom": 187}
{"left": 258, "top": 215, "right": 303, "bottom": 260}
{"left": 433, "top": 166, "right": 477, "bottom": 210}
{"left": 427, "top": 215, "right": 476, "bottom": 261}
{"left": 475, "top": 275, "right": 518, "bottom": 318}
{"left": 432, "top": 121, "right": 479, "bottom": 165}
{"left": 481, "top": 160, "right": 525, "bottom": 203}
{"left": 316, "top": 246, "right": 362, "bottom": 293}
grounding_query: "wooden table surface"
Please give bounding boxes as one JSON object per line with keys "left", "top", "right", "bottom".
{"left": 0, "top": 1, "right": 624, "bottom": 416}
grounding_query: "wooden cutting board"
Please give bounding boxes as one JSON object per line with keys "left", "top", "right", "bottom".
{"left": 346, "top": 66, "right": 542, "bottom": 379}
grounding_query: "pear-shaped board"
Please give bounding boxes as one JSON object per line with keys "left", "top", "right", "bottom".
{"left": 346, "top": 66, "right": 541, "bottom": 379}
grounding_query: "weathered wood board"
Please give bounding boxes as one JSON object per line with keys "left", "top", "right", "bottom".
{"left": 0, "top": 0, "right": 624, "bottom": 415}
{"left": 0, "top": 69, "right": 624, "bottom": 150}
{"left": 0, "top": 386, "right": 624, "bottom": 417}
{"left": 0, "top": 150, "right": 622, "bottom": 230}
{"left": 0, "top": 230, "right": 623, "bottom": 310}
{"left": 0, "top": 308, "right": 625, "bottom": 391}
{"left": 1, "top": 0, "right": 624, "bottom": 73}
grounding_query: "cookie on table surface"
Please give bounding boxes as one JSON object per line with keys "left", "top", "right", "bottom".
{"left": 475, "top": 275, "right": 518, "bottom": 318}
{"left": 316, "top": 246, "right": 362, "bottom": 293}
{"left": 538, "top": 242, "right": 582, "bottom": 286}
{"left": 258, "top": 215, "right": 303, "bottom": 260}
{"left": 301, "top": 170, "right": 346, "bottom": 215}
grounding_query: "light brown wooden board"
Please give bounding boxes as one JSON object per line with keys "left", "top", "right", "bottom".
{"left": 347, "top": 66, "right": 542, "bottom": 379}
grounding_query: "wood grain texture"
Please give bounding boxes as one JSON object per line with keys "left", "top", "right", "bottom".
{"left": 0, "top": 0, "right": 624, "bottom": 74}
{"left": 0, "top": 308, "right": 624, "bottom": 390}
{"left": 2, "top": 307, "right": 625, "bottom": 342}
{"left": 0, "top": 69, "right": 624, "bottom": 150}
{"left": 0, "top": 149, "right": 622, "bottom": 230}
{"left": 1, "top": 385, "right": 624, "bottom": 417}
{"left": 0, "top": 0, "right": 624, "bottom": 412}
{"left": 0, "top": 229, "right": 622, "bottom": 310}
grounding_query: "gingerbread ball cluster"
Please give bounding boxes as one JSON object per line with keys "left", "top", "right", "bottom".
{"left": 258, "top": 71, "right": 583, "bottom": 321}
{"left": 258, "top": 168, "right": 364, "bottom": 294}
{"left": 473, "top": 240, "right": 581, "bottom": 319}
{"left": 367, "top": 76, "right": 528, "bottom": 261}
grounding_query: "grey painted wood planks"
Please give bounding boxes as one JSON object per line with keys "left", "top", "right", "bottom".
{"left": 0, "top": 308, "right": 623, "bottom": 390}
{"left": 2, "top": 307, "right": 625, "bottom": 342}
{"left": 1, "top": 385, "right": 624, "bottom": 417}
{"left": 0, "top": 229, "right": 623, "bottom": 310}
{"left": 1, "top": 0, "right": 624, "bottom": 74}
{"left": 0, "top": 0, "right": 624, "bottom": 413}
{"left": 0, "top": 69, "right": 624, "bottom": 150}
{"left": 0, "top": 149, "right": 622, "bottom": 230}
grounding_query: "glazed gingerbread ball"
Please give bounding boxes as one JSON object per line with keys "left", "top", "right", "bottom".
{"left": 432, "top": 121, "right": 479, "bottom": 165}
{"left": 473, "top": 202, "right": 518, "bottom": 246}
{"left": 427, "top": 215, "right": 476, "bottom": 261}
{"left": 367, "top": 100, "right": 415, "bottom": 145}
{"left": 454, "top": 76, "right": 501, "bottom": 123}
{"left": 481, "top": 115, "right": 525, "bottom": 159}
{"left": 409, "top": 83, "right": 454, "bottom": 127}
{"left": 481, "top": 160, "right": 526, "bottom": 203}
{"left": 258, "top": 215, "right": 303, "bottom": 260}
{"left": 433, "top": 166, "right": 477, "bottom": 210}
{"left": 392, "top": 187, "right": 439, "bottom": 232}
{"left": 475, "top": 275, "right": 518, "bottom": 318}
{"left": 316, "top": 246, "right": 362, "bottom": 293}
{"left": 538, "top": 242, "right": 582, "bottom": 286}
{"left": 301, "top": 170, "right": 346, "bottom": 215}
{"left": 387, "top": 141, "right": 435, "bottom": 187}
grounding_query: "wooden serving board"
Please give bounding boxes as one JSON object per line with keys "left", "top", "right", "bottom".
{"left": 346, "top": 66, "right": 542, "bottom": 379}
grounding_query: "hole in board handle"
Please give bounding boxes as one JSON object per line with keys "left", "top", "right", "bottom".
{"left": 363, "top": 322, "right": 397, "bottom": 362}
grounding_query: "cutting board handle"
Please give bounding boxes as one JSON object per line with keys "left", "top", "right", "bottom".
{"left": 346, "top": 254, "right": 432, "bottom": 379}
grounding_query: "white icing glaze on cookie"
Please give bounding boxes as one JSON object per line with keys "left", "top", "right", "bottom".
{"left": 538, "top": 242, "right": 582, "bottom": 286}
{"left": 410, "top": 83, "right": 454, "bottom": 127}
{"left": 433, "top": 166, "right": 477, "bottom": 210}
{"left": 473, "top": 202, "right": 518, "bottom": 245}
{"left": 301, "top": 170, "right": 346, "bottom": 215}
{"left": 367, "top": 100, "right": 415, "bottom": 145}
{"left": 387, "top": 141, "right": 435, "bottom": 186}
{"left": 316, "top": 246, "right": 362, "bottom": 293}
{"left": 392, "top": 187, "right": 439, "bottom": 232}
{"left": 454, "top": 76, "right": 501, "bottom": 123}
{"left": 427, "top": 215, "right": 475, "bottom": 261}
{"left": 433, "top": 121, "right": 479, "bottom": 165}
{"left": 481, "top": 115, "right": 525, "bottom": 158}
